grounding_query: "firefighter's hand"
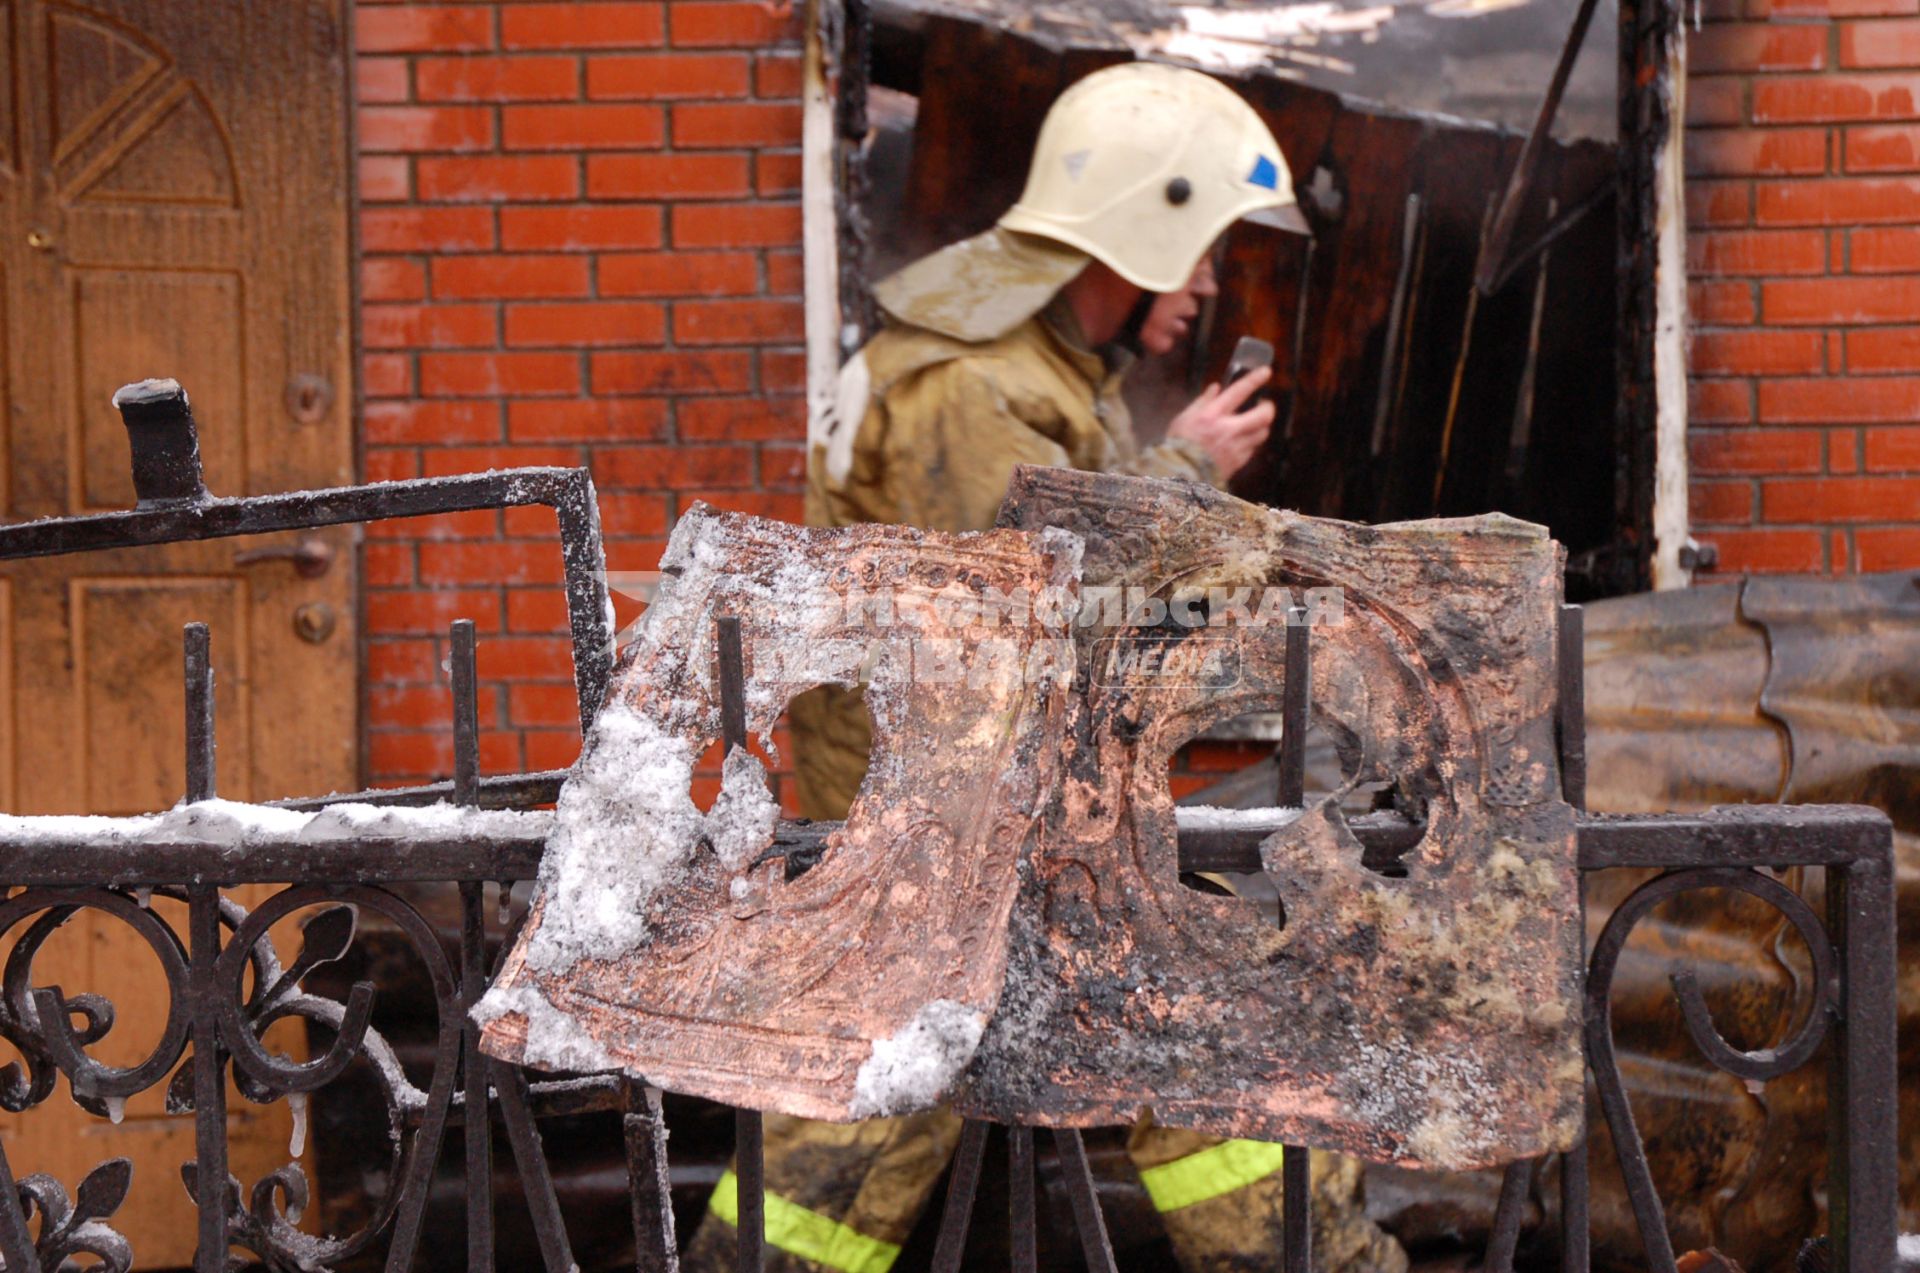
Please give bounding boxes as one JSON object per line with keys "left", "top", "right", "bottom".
{"left": 1167, "top": 366, "right": 1276, "bottom": 479}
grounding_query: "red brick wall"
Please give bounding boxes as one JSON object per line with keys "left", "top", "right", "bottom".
{"left": 1687, "top": 3, "right": 1920, "bottom": 576}
{"left": 353, "top": 1, "right": 807, "bottom": 793}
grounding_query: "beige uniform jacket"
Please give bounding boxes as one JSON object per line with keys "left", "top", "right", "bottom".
{"left": 793, "top": 296, "right": 1219, "bottom": 818}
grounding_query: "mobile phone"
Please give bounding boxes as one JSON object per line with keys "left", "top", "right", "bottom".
{"left": 1224, "top": 336, "right": 1275, "bottom": 389}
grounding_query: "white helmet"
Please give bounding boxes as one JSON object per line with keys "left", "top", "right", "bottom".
{"left": 998, "top": 62, "right": 1306, "bottom": 293}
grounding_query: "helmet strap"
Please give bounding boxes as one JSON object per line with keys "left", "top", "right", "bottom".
{"left": 1107, "top": 288, "right": 1158, "bottom": 362}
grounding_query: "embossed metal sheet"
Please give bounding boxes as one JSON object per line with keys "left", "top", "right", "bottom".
{"left": 481, "top": 504, "right": 1081, "bottom": 1120}
{"left": 957, "top": 467, "right": 1583, "bottom": 1170}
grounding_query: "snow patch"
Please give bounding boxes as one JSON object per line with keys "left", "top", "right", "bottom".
{"left": 849, "top": 1000, "right": 986, "bottom": 1118}
{"left": 1174, "top": 804, "right": 1302, "bottom": 831}
{"left": 472, "top": 983, "right": 622, "bottom": 1074}
{"left": 705, "top": 746, "right": 779, "bottom": 870}
{"left": 0, "top": 798, "right": 549, "bottom": 850}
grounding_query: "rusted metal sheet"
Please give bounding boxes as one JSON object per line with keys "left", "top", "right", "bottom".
{"left": 479, "top": 504, "right": 1082, "bottom": 1121}
{"left": 956, "top": 467, "right": 1582, "bottom": 1170}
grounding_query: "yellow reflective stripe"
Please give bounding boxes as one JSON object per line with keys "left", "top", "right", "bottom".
{"left": 708, "top": 1170, "right": 902, "bottom": 1273}
{"left": 1137, "top": 1140, "right": 1288, "bottom": 1213}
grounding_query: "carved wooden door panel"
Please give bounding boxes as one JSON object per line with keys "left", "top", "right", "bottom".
{"left": 0, "top": 2, "right": 356, "bottom": 1264}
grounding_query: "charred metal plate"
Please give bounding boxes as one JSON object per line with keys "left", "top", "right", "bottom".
{"left": 478, "top": 504, "right": 1081, "bottom": 1121}
{"left": 957, "top": 467, "right": 1581, "bottom": 1170}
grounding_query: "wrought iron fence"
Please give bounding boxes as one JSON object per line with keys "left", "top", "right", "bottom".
{"left": 0, "top": 383, "right": 1899, "bottom": 1272}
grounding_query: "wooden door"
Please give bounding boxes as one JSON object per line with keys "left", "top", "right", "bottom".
{"left": 0, "top": 1, "right": 357, "bottom": 1265}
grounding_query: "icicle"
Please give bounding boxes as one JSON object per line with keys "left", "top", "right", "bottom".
{"left": 134, "top": 886, "right": 152, "bottom": 909}
{"left": 497, "top": 881, "right": 514, "bottom": 926}
{"left": 105, "top": 1095, "right": 126, "bottom": 1125}
{"left": 288, "top": 1091, "right": 309, "bottom": 1157}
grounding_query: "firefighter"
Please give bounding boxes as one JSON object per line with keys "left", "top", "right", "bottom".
{"left": 683, "top": 62, "right": 1406, "bottom": 1273}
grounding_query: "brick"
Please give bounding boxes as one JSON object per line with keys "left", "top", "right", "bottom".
{"left": 1863, "top": 424, "right": 1920, "bottom": 466}
{"left": 357, "top": 57, "right": 410, "bottom": 104}
{"left": 1847, "top": 325, "right": 1920, "bottom": 370}
{"left": 669, "top": 2, "right": 802, "bottom": 46}
{"left": 509, "top": 398, "right": 671, "bottom": 441}
{"left": 362, "top": 257, "right": 426, "bottom": 302}
{"left": 419, "top": 351, "right": 580, "bottom": 397}
{"left": 1832, "top": 428, "right": 1861, "bottom": 470}
{"left": 417, "top": 55, "right": 579, "bottom": 102}
{"left": 1756, "top": 0, "right": 1917, "bottom": 15}
{"left": 1687, "top": 79, "right": 1748, "bottom": 127}
{"left": 678, "top": 396, "right": 805, "bottom": 441}
{"left": 363, "top": 353, "right": 411, "bottom": 398}
{"left": 360, "top": 155, "right": 410, "bottom": 202}
{"left": 1754, "top": 74, "right": 1920, "bottom": 122}
{"left": 597, "top": 491, "right": 673, "bottom": 536}
{"left": 757, "top": 150, "right": 802, "bottom": 197}
{"left": 363, "top": 303, "right": 497, "bottom": 350}
{"left": 1690, "top": 480, "right": 1755, "bottom": 523}
{"left": 759, "top": 444, "right": 806, "bottom": 487}
{"left": 672, "top": 102, "right": 802, "bottom": 148}
{"left": 362, "top": 206, "right": 495, "bottom": 253}
{"left": 1699, "top": 529, "right": 1826, "bottom": 573}
{"left": 358, "top": 6, "right": 492, "bottom": 54}
{"left": 372, "top": 685, "right": 502, "bottom": 729}
{"left": 1691, "top": 379, "right": 1755, "bottom": 423}
{"left": 1687, "top": 228, "right": 1826, "bottom": 274}
{"left": 1842, "top": 123, "right": 1920, "bottom": 170}
{"left": 1764, "top": 275, "right": 1920, "bottom": 322}
{"left": 417, "top": 155, "right": 579, "bottom": 202}
{"left": 363, "top": 449, "right": 420, "bottom": 482}
{"left": 477, "top": 636, "right": 580, "bottom": 680}
{"left": 1687, "top": 179, "right": 1752, "bottom": 226}
{"left": 525, "top": 730, "right": 585, "bottom": 770}
{"left": 766, "top": 250, "right": 804, "bottom": 296}
{"left": 364, "top": 543, "right": 415, "bottom": 588}
{"left": 1850, "top": 225, "right": 1920, "bottom": 268}
{"left": 505, "top": 301, "right": 668, "bottom": 347}
{"left": 671, "top": 202, "right": 801, "bottom": 248}
{"left": 592, "top": 445, "right": 755, "bottom": 487}
{"left": 433, "top": 254, "right": 591, "bottom": 299}
{"left": 1840, "top": 19, "right": 1920, "bottom": 66}
{"left": 421, "top": 542, "right": 568, "bottom": 586}
{"left": 420, "top": 446, "right": 583, "bottom": 477}
{"left": 368, "top": 589, "right": 504, "bottom": 635}
{"left": 1691, "top": 329, "right": 1825, "bottom": 375}
{"left": 364, "top": 510, "right": 502, "bottom": 541}
{"left": 359, "top": 105, "right": 494, "bottom": 153}
{"left": 501, "top": 3, "right": 664, "bottom": 49}
{"left": 508, "top": 684, "right": 586, "bottom": 727}
{"left": 588, "top": 53, "right": 751, "bottom": 98}
{"left": 1762, "top": 474, "right": 1920, "bottom": 519}
{"left": 500, "top": 205, "right": 664, "bottom": 251}
{"left": 1690, "top": 281, "right": 1758, "bottom": 325}
{"left": 587, "top": 152, "right": 751, "bottom": 199}
{"left": 369, "top": 639, "right": 440, "bottom": 685}
{"left": 755, "top": 54, "right": 803, "bottom": 98}
{"left": 1762, "top": 375, "right": 1920, "bottom": 419}
{"left": 761, "top": 348, "right": 807, "bottom": 393}
{"left": 674, "top": 298, "right": 803, "bottom": 345}
{"left": 1757, "top": 175, "right": 1920, "bottom": 223}
{"left": 369, "top": 731, "right": 521, "bottom": 780}
{"left": 1685, "top": 128, "right": 1827, "bottom": 176}
{"left": 365, "top": 400, "right": 503, "bottom": 445}
{"left": 1857, "top": 526, "right": 1920, "bottom": 566}
{"left": 681, "top": 489, "right": 805, "bottom": 520}
{"left": 600, "top": 250, "right": 757, "bottom": 295}
{"left": 591, "top": 349, "right": 753, "bottom": 393}
{"left": 1689, "top": 428, "right": 1825, "bottom": 473}
{"left": 504, "top": 104, "right": 666, "bottom": 150}
{"left": 506, "top": 588, "right": 570, "bottom": 632}
{"left": 1694, "top": 23, "right": 1828, "bottom": 73}
{"left": 504, "top": 505, "right": 560, "bottom": 539}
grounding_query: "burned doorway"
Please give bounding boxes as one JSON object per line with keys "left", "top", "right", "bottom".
{"left": 808, "top": 0, "right": 1689, "bottom": 599}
